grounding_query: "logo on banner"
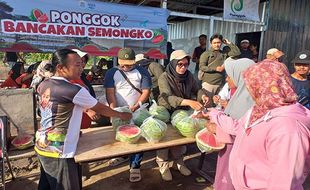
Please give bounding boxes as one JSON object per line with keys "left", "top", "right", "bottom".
{"left": 231, "top": 0, "right": 243, "bottom": 13}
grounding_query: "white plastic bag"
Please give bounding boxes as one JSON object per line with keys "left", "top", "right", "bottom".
{"left": 140, "top": 116, "right": 167, "bottom": 143}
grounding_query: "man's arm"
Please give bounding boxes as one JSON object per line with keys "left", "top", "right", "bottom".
{"left": 199, "top": 51, "right": 216, "bottom": 73}
{"left": 106, "top": 88, "right": 117, "bottom": 109}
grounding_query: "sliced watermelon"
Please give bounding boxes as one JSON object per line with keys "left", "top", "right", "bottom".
{"left": 152, "top": 35, "right": 164, "bottom": 44}
{"left": 37, "top": 14, "right": 49, "bottom": 23}
{"left": 195, "top": 128, "right": 225, "bottom": 154}
{"left": 29, "top": 9, "right": 43, "bottom": 21}
{"left": 116, "top": 124, "right": 141, "bottom": 144}
{"left": 11, "top": 135, "right": 34, "bottom": 150}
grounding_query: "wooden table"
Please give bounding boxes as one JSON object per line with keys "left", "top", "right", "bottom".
{"left": 74, "top": 125, "right": 196, "bottom": 164}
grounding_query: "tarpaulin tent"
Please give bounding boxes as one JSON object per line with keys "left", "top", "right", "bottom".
{"left": 0, "top": 0, "right": 169, "bottom": 58}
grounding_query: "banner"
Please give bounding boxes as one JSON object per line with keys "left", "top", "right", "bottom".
{"left": 0, "top": 0, "right": 169, "bottom": 56}
{"left": 224, "top": 0, "right": 260, "bottom": 22}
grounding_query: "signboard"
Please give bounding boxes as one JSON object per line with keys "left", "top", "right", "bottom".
{"left": 224, "top": 0, "right": 260, "bottom": 22}
{"left": 0, "top": 0, "right": 169, "bottom": 56}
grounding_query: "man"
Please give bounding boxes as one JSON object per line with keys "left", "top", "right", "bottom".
{"left": 265, "top": 48, "right": 285, "bottom": 62}
{"left": 291, "top": 50, "right": 310, "bottom": 109}
{"left": 35, "top": 49, "right": 131, "bottom": 190}
{"left": 239, "top": 39, "right": 254, "bottom": 59}
{"left": 199, "top": 33, "right": 240, "bottom": 104}
{"left": 192, "top": 34, "right": 207, "bottom": 75}
{"left": 104, "top": 48, "right": 151, "bottom": 182}
{"left": 135, "top": 54, "right": 164, "bottom": 101}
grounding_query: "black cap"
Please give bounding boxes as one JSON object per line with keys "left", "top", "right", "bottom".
{"left": 292, "top": 50, "right": 310, "bottom": 64}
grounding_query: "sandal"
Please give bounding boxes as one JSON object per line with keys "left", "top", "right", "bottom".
{"left": 129, "top": 168, "right": 141, "bottom": 182}
{"left": 108, "top": 157, "right": 129, "bottom": 167}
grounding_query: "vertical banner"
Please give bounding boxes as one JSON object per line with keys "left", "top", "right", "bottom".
{"left": 224, "top": 0, "right": 260, "bottom": 22}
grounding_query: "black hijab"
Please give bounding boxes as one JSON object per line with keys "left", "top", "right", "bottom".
{"left": 166, "top": 58, "right": 190, "bottom": 98}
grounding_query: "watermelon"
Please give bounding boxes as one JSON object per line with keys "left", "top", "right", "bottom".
{"left": 29, "top": 9, "right": 43, "bottom": 21}
{"left": 149, "top": 101, "right": 170, "bottom": 122}
{"left": 175, "top": 117, "right": 199, "bottom": 137}
{"left": 196, "top": 128, "right": 225, "bottom": 154}
{"left": 140, "top": 117, "right": 167, "bottom": 143}
{"left": 111, "top": 107, "right": 132, "bottom": 130}
{"left": 132, "top": 106, "right": 152, "bottom": 126}
{"left": 152, "top": 35, "right": 164, "bottom": 44}
{"left": 171, "top": 110, "right": 189, "bottom": 126}
{"left": 116, "top": 124, "right": 141, "bottom": 144}
{"left": 37, "top": 14, "right": 49, "bottom": 23}
{"left": 11, "top": 135, "right": 34, "bottom": 150}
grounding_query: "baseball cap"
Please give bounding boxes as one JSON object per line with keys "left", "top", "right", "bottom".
{"left": 118, "top": 48, "right": 136, "bottom": 65}
{"left": 241, "top": 39, "right": 250, "bottom": 44}
{"left": 170, "top": 50, "right": 190, "bottom": 61}
{"left": 135, "top": 54, "right": 146, "bottom": 62}
{"left": 292, "top": 50, "right": 310, "bottom": 64}
{"left": 72, "top": 49, "right": 88, "bottom": 58}
{"left": 267, "top": 48, "right": 284, "bottom": 59}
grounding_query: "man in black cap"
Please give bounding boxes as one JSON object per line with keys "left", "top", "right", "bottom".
{"left": 291, "top": 50, "right": 310, "bottom": 109}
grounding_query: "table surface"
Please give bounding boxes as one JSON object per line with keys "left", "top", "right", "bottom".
{"left": 74, "top": 125, "right": 196, "bottom": 163}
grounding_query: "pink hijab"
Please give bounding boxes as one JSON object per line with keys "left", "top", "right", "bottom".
{"left": 243, "top": 59, "right": 298, "bottom": 124}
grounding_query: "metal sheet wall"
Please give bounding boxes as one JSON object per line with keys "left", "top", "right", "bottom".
{"left": 262, "top": 0, "right": 310, "bottom": 70}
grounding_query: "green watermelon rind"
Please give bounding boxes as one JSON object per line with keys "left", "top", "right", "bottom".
{"left": 12, "top": 136, "right": 34, "bottom": 150}
{"left": 29, "top": 9, "right": 43, "bottom": 21}
{"left": 175, "top": 117, "right": 200, "bottom": 138}
{"left": 149, "top": 105, "right": 170, "bottom": 123}
{"left": 195, "top": 129, "right": 225, "bottom": 154}
{"left": 115, "top": 125, "right": 141, "bottom": 144}
{"left": 133, "top": 109, "right": 152, "bottom": 127}
{"left": 140, "top": 117, "right": 167, "bottom": 143}
{"left": 111, "top": 107, "right": 132, "bottom": 130}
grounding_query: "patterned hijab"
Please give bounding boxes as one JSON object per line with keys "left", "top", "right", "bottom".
{"left": 243, "top": 59, "right": 298, "bottom": 124}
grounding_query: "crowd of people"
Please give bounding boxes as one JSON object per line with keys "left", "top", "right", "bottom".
{"left": 1, "top": 33, "right": 309, "bottom": 190}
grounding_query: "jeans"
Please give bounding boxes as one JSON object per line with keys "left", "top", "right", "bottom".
{"left": 130, "top": 153, "right": 143, "bottom": 169}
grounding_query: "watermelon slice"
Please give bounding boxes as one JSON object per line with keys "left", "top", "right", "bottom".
{"left": 195, "top": 128, "right": 225, "bottom": 154}
{"left": 152, "top": 35, "right": 164, "bottom": 44}
{"left": 11, "top": 135, "right": 34, "bottom": 150}
{"left": 29, "top": 9, "right": 43, "bottom": 21}
{"left": 115, "top": 124, "right": 141, "bottom": 144}
{"left": 37, "top": 14, "right": 49, "bottom": 23}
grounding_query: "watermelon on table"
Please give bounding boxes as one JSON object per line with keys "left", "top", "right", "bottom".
{"left": 115, "top": 124, "right": 141, "bottom": 144}
{"left": 171, "top": 110, "right": 189, "bottom": 127}
{"left": 149, "top": 100, "right": 170, "bottom": 122}
{"left": 195, "top": 128, "right": 225, "bottom": 154}
{"left": 140, "top": 117, "right": 167, "bottom": 143}
{"left": 132, "top": 105, "right": 151, "bottom": 126}
{"left": 111, "top": 107, "right": 132, "bottom": 130}
{"left": 11, "top": 135, "right": 34, "bottom": 150}
{"left": 175, "top": 117, "right": 199, "bottom": 137}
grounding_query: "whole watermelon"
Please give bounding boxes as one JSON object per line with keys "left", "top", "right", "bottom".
{"left": 171, "top": 110, "right": 189, "bottom": 127}
{"left": 132, "top": 108, "right": 152, "bottom": 126}
{"left": 111, "top": 107, "right": 132, "bottom": 130}
{"left": 175, "top": 117, "right": 199, "bottom": 137}
{"left": 140, "top": 117, "right": 167, "bottom": 143}
{"left": 149, "top": 101, "right": 170, "bottom": 122}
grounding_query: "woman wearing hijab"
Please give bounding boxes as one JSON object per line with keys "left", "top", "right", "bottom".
{"left": 213, "top": 57, "right": 255, "bottom": 190}
{"left": 198, "top": 59, "right": 310, "bottom": 189}
{"left": 157, "top": 50, "right": 209, "bottom": 181}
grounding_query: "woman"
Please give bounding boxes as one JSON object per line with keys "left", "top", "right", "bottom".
{"left": 213, "top": 57, "right": 255, "bottom": 190}
{"left": 157, "top": 50, "right": 208, "bottom": 181}
{"left": 199, "top": 59, "right": 310, "bottom": 189}
{"left": 35, "top": 49, "right": 131, "bottom": 190}
{"left": 1, "top": 62, "right": 24, "bottom": 88}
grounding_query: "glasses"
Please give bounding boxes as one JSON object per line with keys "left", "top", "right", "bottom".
{"left": 176, "top": 63, "right": 189, "bottom": 68}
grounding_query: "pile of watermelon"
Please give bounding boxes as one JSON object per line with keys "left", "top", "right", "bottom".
{"left": 195, "top": 128, "right": 225, "bottom": 154}
{"left": 175, "top": 117, "right": 200, "bottom": 137}
{"left": 11, "top": 135, "right": 34, "bottom": 150}
{"left": 149, "top": 101, "right": 170, "bottom": 123}
{"left": 140, "top": 117, "right": 167, "bottom": 143}
{"left": 111, "top": 107, "right": 132, "bottom": 130}
{"left": 115, "top": 124, "right": 141, "bottom": 144}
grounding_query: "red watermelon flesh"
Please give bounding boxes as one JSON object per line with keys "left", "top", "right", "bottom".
{"left": 152, "top": 35, "right": 164, "bottom": 44}
{"left": 196, "top": 129, "right": 225, "bottom": 153}
{"left": 33, "top": 9, "right": 43, "bottom": 20}
{"left": 12, "top": 135, "right": 32, "bottom": 145}
{"left": 37, "top": 14, "right": 48, "bottom": 23}
{"left": 198, "top": 132, "right": 218, "bottom": 147}
{"left": 118, "top": 125, "right": 140, "bottom": 137}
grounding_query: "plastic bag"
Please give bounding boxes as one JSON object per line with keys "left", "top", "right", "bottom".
{"left": 132, "top": 103, "right": 151, "bottom": 126}
{"left": 149, "top": 100, "right": 170, "bottom": 123}
{"left": 111, "top": 106, "right": 132, "bottom": 130}
{"left": 175, "top": 115, "right": 200, "bottom": 138}
{"left": 140, "top": 116, "right": 167, "bottom": 143}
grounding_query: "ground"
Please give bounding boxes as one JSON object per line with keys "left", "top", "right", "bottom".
{"left": 2, "top": 145, "right": 216, "bottom": 190}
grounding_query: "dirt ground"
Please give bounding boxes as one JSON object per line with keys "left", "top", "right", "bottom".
{"left": 3, "top": 145, "right": 310, "bottom": 190}
{"left": 3, "top": 145, "right": 216, "bottom": 190}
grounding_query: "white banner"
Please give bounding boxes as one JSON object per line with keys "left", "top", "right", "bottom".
{"left": 224, "top": 0, "right": 260, "bottom": 22}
